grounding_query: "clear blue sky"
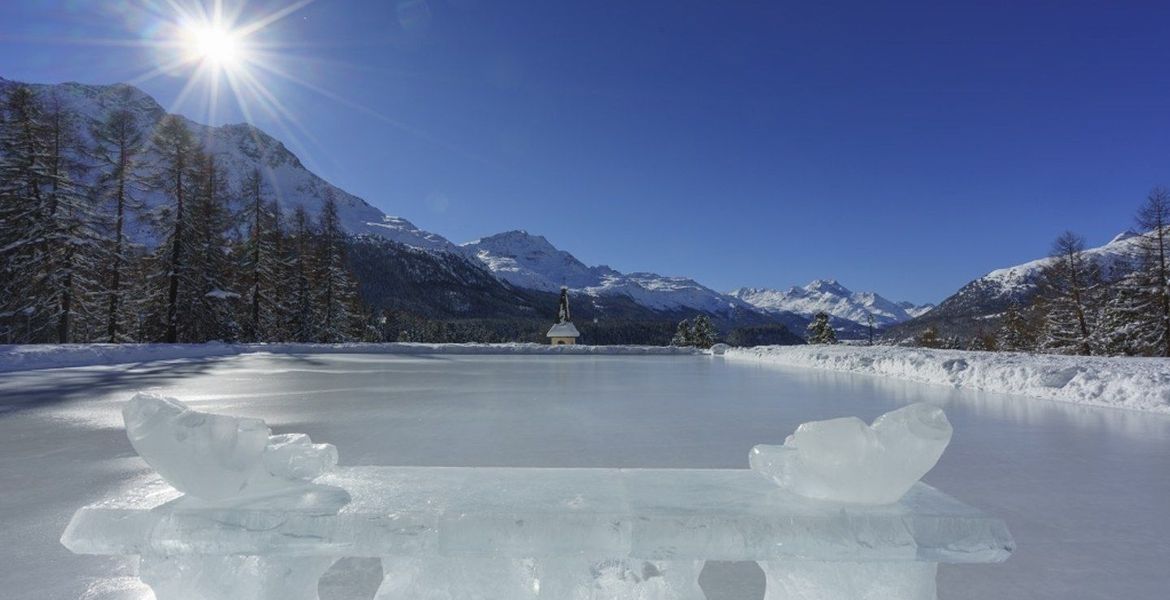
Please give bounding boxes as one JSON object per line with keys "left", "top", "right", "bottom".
{"left": 3, "top": 1, "right": 1169, "bottom": 304}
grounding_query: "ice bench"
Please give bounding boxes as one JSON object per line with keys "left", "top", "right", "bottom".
{"left": 60, "top": 396, "right": 1014, "bottom": 600}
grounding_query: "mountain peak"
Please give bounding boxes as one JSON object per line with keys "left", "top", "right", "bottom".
{"left": 804, "top": 279, "right": 850, "bottom": 295}
{"left": 1109, "top": 230, "right": 1140, "bottom": 244}
{"left": 729, "top": 280, "right": 929, "bottom": 329}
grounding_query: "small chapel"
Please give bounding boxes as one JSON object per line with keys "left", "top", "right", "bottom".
{"left": 546, "top": 286, "right": 580, "bottom": 345}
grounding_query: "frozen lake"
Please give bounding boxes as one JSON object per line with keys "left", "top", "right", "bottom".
{"left": 2, "top": 352, "right": 1169, "bottom": 599}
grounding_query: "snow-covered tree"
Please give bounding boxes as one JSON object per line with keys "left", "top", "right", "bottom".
{"left": 1133, "top": 187, "right": 1170, "bottom": 356}
{"left": 146, "top": 115, "right": 199, "bottom": 343}
{"left": 0, "top": 85, "right": 53, "bottom": 342}
{"left": 1095, "top": 269, "right": 1148, "bottom": 356}
{"left": 997, "top": 301, "right": 1033, "bottom": 352}
{"left": 671, "top": 318, "right": 694, "bottom": 346}
{"left": 0, "top": 86, "right": 100, "bottom": 343}
{"left": 690, "top": 314, "right": 716, "bottom": 349}
{"left": 91, "top": 107, "right": 146, "bottom": 342}
{"left": 1036, "top": 231, "right": 1102, "bottom": 355}
{"left": 315, "top": 191, "right": 361, "bottom": 342}
{"left": 237, "top": 169, "right": 286, "bottom": 341}
{"left": 41, "top": 92, "right": 102, "bottom": 343}
{"left": 805, "top": 311, "right": 837, "bottom": 344}
{"left": 286, "top": 205, "right": 317, "bottom": 343}
{"left": 185, "top": 152, "right": 239, "bottom": 342}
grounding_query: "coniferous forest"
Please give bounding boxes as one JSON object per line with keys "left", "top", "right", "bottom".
{"left": 901, "top": 192, "right": 1170, "bottom": 357}
{"left": 0, "top": 84, "right": 366, "bottom": 344}
{"left": 0, "top": 83, "right": 785, "bottom": 346}
{"left": 4, "top": 80, "right": 1167, "bottom": 353}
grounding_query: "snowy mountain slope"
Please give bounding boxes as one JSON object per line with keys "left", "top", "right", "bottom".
{"left": 976, "top": 230, "right": 1144, "bottom": 300}
{"left": 461, "top": 230, "right": 617, "bottom": 291}
{"left": 885, "top": 230, "right": 1146, "bottom": 339}
{"left": 6, "top": 78, "right": 839, "bottom": 327}
{"left": 728, "top": 280, "right": 931, "bottom": 327}
{"left": 3, "top": 78, "right": 457, "bottom": 253}
{"left": 899, "top": 302, "right": 936, "bottom": 319}
{"left": 461, "top": 231, "right": 761, "bottom": 314}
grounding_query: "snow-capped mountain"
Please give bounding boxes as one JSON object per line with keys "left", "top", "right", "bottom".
{"left": 899, "top": 301, "right": 936, "bottom": 319}
{"left": 461, "top": 231, "right": 759, "bottom": 314}
{"left": 728, "top": 280, "right": 932, "bottom": 328}
{"left": 1, "top": 77, "right": 455, "bottom": 252}
{"left": 5, "top": 77, "right": 858, "bottom": 328}
{"left": 885, "top": 230, "right": 1146, "bottom": 340}
{"left": 933, "top": 230, "right": 1143, "bottom": 318}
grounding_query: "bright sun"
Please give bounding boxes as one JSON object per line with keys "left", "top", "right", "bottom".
{"left": 186, "top": 24, "right": 241, "bottom": 67}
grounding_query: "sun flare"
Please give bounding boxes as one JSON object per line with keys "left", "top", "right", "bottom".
{"left": 186, "top": 24, "right": 242, "bottom": 67}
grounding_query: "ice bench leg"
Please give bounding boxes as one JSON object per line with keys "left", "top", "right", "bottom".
{"left": 759, "top": 561, "right": 937, "bottom": 600}
{"left": 138, "top": 553, "right": 336, "bottom": 600}
{"left": 376, "top": 557, "right": 704, "bottom": 599}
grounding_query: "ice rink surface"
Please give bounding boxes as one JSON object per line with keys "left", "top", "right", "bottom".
{"left": 2, "top": 353, "right": 1169, "bottom": 599}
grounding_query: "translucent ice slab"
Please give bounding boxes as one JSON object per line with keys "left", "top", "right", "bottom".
{"left": 750, "top": 403, "right": 953, "bottom": 504}
{"left": 62, "top": 466, "right": 1012, "bottom": 563}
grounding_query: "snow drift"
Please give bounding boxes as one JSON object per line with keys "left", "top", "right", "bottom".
{"left": 726, "top": 345, "right": 1170, "bottom": 413}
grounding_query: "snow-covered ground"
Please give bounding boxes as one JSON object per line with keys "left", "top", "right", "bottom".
{"left": 2, "top": 350, "right": 1169, "bottom": 599}
{"left": 727, "top": 345, "right": 1170, "bottom": 413}
{"left": 0, "top": 342, "right": 699, "bottom": 374}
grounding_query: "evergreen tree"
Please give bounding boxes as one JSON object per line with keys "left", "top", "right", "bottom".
{"left": 805, "top": 311, "right": 837, "bottom": 344}
{"left": 998, "top": 301, "right": 1033, "bottom": 352}
{"left": 1036, "top": 232, "right": 1102, "bottom": 355}
{"left": 186, "top": 152, "right": 238, "bottom": 342}
{"left": 42, "top": 92, "right": 100, "bottom": 342}
{"left": 91, "top": 107, "right": 146, "bottom": 342}
{"left": 315, "top": 191, "right": 361, "bottom": 342}
{"left": 671, "top": 318, "right": 694, "bottom": 346}
{"left": 238, "top": 169, "right": 285, "bottom": 341}
{"left": 287, "top": 205, "right": 317, "bottom": 342}
{"left": 1096, "top": 269, "right": 1148, "bottom": 356}
{"left": 0, "top": 85, "right": 52, "bottom": 342}
{"left": 1133, "top": 187, "right": 1170, "bottom": 356}
{"left": 690, "top": 314, "right": 716, "bottom": 349}
{"left": 147, "top": 115, "right": 198, "bottom": 343}
{"left": 0, "top": 86, "right": 99, "bottom": 343}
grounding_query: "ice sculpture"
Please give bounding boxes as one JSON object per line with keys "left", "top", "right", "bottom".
{"left": 750, "top": 403, "right": 952, "bottom": 504}
{"left": 123, "top": 392, "right": 339, "bottom": 501}
{"left": 61, "top": 398, "right": 1008, "bottom": 600}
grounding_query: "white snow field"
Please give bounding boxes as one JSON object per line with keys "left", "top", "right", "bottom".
{"left": 728, "top": 345, "right": 1170, "bottom": 413}
{"left": 1, "top": 348, "right": 1169, "bottom": 599}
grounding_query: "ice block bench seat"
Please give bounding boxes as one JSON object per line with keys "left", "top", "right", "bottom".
{"left": 62, "top": 465, "right": 1013, "bottom": 600}
{"left": 61, "top": 395, "right": 1013, "bottom": 600}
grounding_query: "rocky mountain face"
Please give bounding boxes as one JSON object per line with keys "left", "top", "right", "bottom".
{"left": 884, "top": 231, "right": 1146, "bottom": 341}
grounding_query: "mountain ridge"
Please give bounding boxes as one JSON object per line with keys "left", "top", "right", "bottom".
{"left": 728, "top": 280, "right": 933, "bottom": 328}
{"left": 884, "top": 231, "right": 1146, "bottom": 340}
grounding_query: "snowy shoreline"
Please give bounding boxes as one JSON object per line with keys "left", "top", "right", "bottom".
{"left": 4, "top": 342, "right": 1167, "bottom": 414}
{"left": 726, "top": 345, "right": 1170, "bottom": 413}
{"left": 0, "top": 342, "right": 702, "bottom": 373}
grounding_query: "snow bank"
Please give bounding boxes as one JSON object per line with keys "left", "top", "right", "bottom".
{"left": 0, "top": 342, "right": 701, "bottom": 373}
{"left": 726, "top": 345, "right": 1170, "bottom": 413}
